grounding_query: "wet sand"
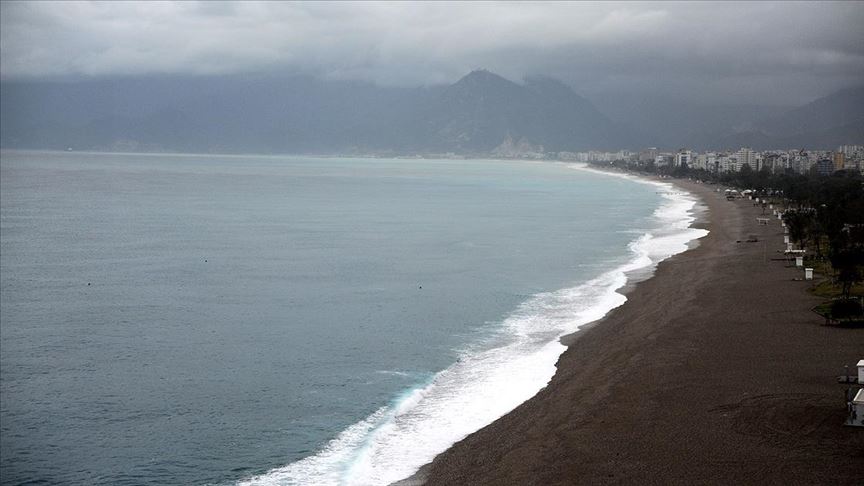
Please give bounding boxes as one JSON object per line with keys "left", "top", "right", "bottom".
{"left": 413, "top": 179, "right": 864, "bottom": 485}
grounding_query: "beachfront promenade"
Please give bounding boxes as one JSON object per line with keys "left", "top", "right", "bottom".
{"left": 416, "top": 180, "right": 864, "bottom": 485}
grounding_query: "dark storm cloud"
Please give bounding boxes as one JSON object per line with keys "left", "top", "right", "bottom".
{"left": 1, "top": 1, "right": 862, "bottom": 104}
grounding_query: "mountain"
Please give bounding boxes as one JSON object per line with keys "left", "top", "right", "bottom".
{"left": 715, "top": 119, "right": 864, "bottom": 151}
{"left": 709, "top": 86, "right": 864, "bottom": 150}
{"left": 0, "top": 74, "right": 420, "bottom": 153}
{"left": 588, "top": 92, "right": 792, "bottom": 150}
{"left": 417, "top": 70, "right": 645, "bottom": 152}
{"left": 757, "top": 86, "right": 864, "bottom": 137}
{"left": 0, "top": 71, "right": 640, "bottom": 154}
{"left": 588, "top": 86, "right": 864, "bottom": 151}
{"left": 2, "top": 72, "right": 858, "bottom": 154}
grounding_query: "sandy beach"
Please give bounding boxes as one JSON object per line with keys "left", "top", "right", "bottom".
{"left": 413, "top": 179, "right": 864, "bottom": 485}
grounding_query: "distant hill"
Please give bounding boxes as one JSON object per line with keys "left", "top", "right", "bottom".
{"left": 1, "top": 75, "right": 428, "bottom": 154}
{"left": 1, "top": 75, "right": 418, "bottom": 153}
{"left": 0, "top": 71, "right": 643, "bottom": 154}
{"left": 588, "top": 93, "right": 791, "bottom": 150}
{"left": 757, "top": 86, "right": 864, "bottom": 136}
{"left": 710, "top": 86, "right": 864, "bottom": 150}
{"left": 0, "top": 72, "right": 859, "bottom": 154}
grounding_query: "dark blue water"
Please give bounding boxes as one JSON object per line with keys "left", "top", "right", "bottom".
{"left": 0, "top": 151, "right": 664, "bottom": 485}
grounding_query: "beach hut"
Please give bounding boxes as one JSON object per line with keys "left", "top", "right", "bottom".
{"left": 796, "top": 256, "right": 803, "bottom": 267}
{"left": 858, "top": 360, "right": 864, "bottom": 384}
{"left": 805, "top": 268, "right": 813, "bottom": 280}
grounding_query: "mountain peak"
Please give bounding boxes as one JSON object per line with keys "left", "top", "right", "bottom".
{"left": 453, "top": 69, "right": 518, "bottom": 89}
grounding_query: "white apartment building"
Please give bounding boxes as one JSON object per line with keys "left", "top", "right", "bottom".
{"left": 655, "top": 153, "right": 675, "bottom": 167}
{"left": 735, "top": 148, "right": 756, "bottom": 170}
{"left": 719, "top": 154, "right": 739, "bottom": 172}
{"left": 695, "top": 152, "right": 719, "bottom": 172}
{"left": 838, "top": 145, "right": 863, "bottom": 157}
{"left": 674, "top": 150, "right": 693, "bottom": 167}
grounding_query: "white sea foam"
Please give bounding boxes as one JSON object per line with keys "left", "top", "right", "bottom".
{"left": 239, "top": 167, "right": 708, "bottom": 486}
{"left": 373, "top": 370, "right": 412, "bottom": 377}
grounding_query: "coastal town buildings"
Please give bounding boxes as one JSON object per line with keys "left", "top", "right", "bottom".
{"left": 838, "top": 145, "right": 864, "bottom": 158}
{"left": 563, "top": 144, "right": 864, "bottom": 176}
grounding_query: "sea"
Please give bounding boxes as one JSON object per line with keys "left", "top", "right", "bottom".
{"left": 0, "top": 150, "right": 707, "bottom": 485}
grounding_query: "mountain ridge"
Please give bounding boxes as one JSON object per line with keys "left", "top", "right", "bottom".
{"left": 1, "top": 72, "right": 859, "bottom": 154}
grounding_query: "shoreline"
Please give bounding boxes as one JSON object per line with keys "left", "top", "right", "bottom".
{"left": 392, "top": 172, "right": 710, "bottom": 486}
{"left": 558, "top": 172, "right": 711, "bottom": 348}
{"left": 407, "top": 177, "right": 864, "bottom": 485}
{"left": 230, "top": 159, "right": 697, "bottom": 485}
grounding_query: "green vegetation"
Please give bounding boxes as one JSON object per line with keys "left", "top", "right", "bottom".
{"left": 774, "top": 174, "right": 864, "bottom": 303}
{"left": 593, "top": 160, "right": 864, "bottom": 321}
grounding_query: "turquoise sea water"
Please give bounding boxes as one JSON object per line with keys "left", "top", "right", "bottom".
{"left": 0, "top": 151, "right": 702, "bottom": 485}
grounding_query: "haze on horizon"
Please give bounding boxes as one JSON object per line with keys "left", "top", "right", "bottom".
{"left": 2, "top": 1, "right": 863, "bottom": 106}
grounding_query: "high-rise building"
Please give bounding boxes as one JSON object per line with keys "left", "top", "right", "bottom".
{"left": 674, "top": 149, "right": 693, "bottom": 167}
{"left": 762, "top": 153, "right": 782, "bottom": 173}
{"left": 834, "top": 152, "right": 846, "bottom": 171}
{"left": 838, "top": 145, "right": 863, "bottom": 157}
{"left": 735, "top": 148, "right": 756, "bottom": 170}
{"left": 719, "top": 154, "right": 738, "bottom": 173}
{"left": 696, "top": 152, "right": 718, "bottom": 171}
{"left": 655, "top": 154, "right": 674, "bottom": 167}
{"left": 638, "top": 148, "right": 658, "bottom": 163}
{"left": 815, "top": 159, "right": 835, "bottom": 176}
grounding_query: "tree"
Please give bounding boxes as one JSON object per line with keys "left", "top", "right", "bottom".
{"left": 830, "top": 226, "right": 864, "bottom": 300}
{"left": 784, "top": 209, "right": 814, "bottom": 250}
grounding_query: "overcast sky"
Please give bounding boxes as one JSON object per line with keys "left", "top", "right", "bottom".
{"left": 1, "top": 1, "right": 862, "bottom": 105}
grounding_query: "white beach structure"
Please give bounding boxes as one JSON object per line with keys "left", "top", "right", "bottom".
{"left": 805, "top": 268, "right": 813, "bottom": 280}
{"left": 859, "top": 360, "right": 864, "bottom": 384}
{"left": 796, "top": 256, "right": 804, "bottom": 267}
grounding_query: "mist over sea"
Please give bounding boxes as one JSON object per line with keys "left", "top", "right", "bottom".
{"left": 0, "top": 151, "right": 703, "bottom": 485}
